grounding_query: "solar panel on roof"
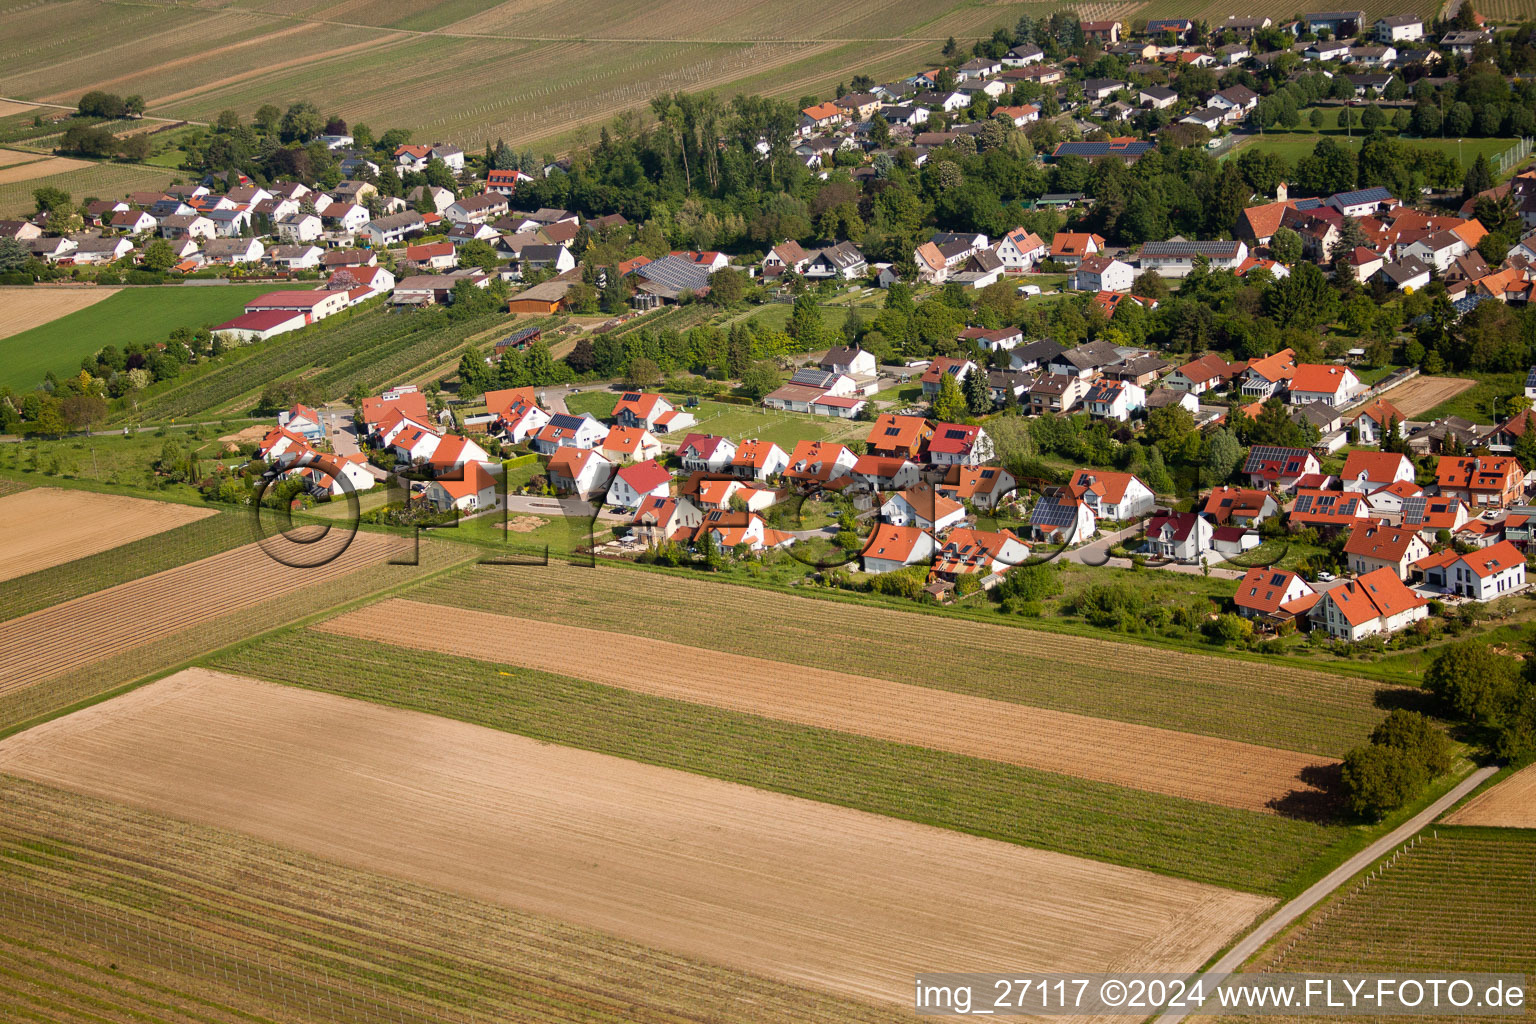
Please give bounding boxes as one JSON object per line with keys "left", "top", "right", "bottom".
{"left": 1243, "top": 445, "right": 1302, "bottom": 472}
{"left": 884, "top": 427, "right": 900, "bottom": 436}
{"left": 1030, "top": 494, "right": 1080, "bottom": 530}
{"left": 944, "top": 428, "right": 967, "bottom": 439}
{"left": 549, "top": 413, "right": 583, "bottom": 430}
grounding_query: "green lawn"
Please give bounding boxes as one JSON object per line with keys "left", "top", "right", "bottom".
{"left": 1227, "top": 126, "right": 1517, "bottom": 173}
{"left": 563, "top": 389, "right": 864, "bottom": 447}
{"left": 1418, "top": 371, "right": 1524, "bottom": 424}
{"left": 0, "top": 285, "right": 313, "bottom": 391}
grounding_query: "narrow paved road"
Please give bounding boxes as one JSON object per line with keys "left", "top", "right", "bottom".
{"left": 1151, "top": 764, "right": 1499, "bottom": 1024}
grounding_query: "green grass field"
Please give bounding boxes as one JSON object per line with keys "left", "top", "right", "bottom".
{"left": 1239, "top": 828, "right": 1536, "bottom": 995}
{"left": 213, "top": 628, "right": 1352, "bottom": 895}
{"left": 0, "top": 285, "right": 313, "bottom": 391}
{"left": 1228, "top": 126, "right": 1519, "bottom": 174}
{"left": 1418, "top": 371, "right": 1525, "bottom": 424}
{"left": 408, "top": 563, "right": 1391, "bottom": 756}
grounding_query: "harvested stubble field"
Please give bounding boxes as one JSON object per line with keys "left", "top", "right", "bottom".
{"left": 1228, "top": 829, "right": 1536, "bottom": 1024}
{"left": 0, "top": 774, "right": 907, "bottom": 1024}
{"left": 0, "top": 508, "right": 250, "bottom": 623}
{"left": 0, "top": 669, "right": 1272, "bottom": 1008}
{"left": 1443, "top": 763, "right": 1536, "bottom": 827}
{"left": 322, "top": 599, "right": 1331, "bottom": 812}
{"left": 0, "top": 531, "right": 472, "bottom": 731}
{"left": 0, "top": 486, "right": 214, "bottom": 583}
{"left": 220, "top": 629, "right": 1353, "bottom": 894}
{"left": 410, "top": 564, "right": 1390, "bottom": 756}
{"left": 1376, "top": 375, "right": 1478, "bottom": 418}
{"left": 0, "top": 285, "right": 120, "bottom": 341}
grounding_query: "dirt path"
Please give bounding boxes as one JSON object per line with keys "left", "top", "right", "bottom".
{"left": 0, "top": 285, "right": 120, "bottom": 339}
{"left": 0, "top": 668, "right": 1271, "bottom": 1010}
{"left": 1443, "top": 762, "right": 1536, "bottom": 827}
{"left": 318, "top": 599, "right": 1336, "bottom": 813}
{"left": 0, "top": 487, "right": 212, "bottom": 582}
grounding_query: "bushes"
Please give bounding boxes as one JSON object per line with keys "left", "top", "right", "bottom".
{"left": 1340, "top": 710, "right": 1452, "bottom": 821}
{"left": 865, "top": 566, "right": 929, "bottom": 600}
{"left": 1424, "top": 642, "right": 1536, "bottom": 764}
{"left": 995, "top": 562, "right": 1062, "bottom": 603}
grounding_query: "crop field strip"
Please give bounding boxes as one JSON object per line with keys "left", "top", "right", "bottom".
{"left": 1443, "top": 763, "right": 1536, "bottom": 827}
{"left": 0, "top": 286, "right": 120, "bottom": 341}
{"left": 0, "top": 487, "right": 215, "bottom": 583}
{"left": 0, "top": 509, "right": 249, "bottom": 623}
{"left": 0, "top": 669, "right": 1272, "bottom": 1006}
{"left": 0, "top": 775, "right": 906, "bottom": 1024}
{"left": 216, "top": 629, "right": 1352, "bottom": 894}
{"left": 321, "top": 599, "right": 1333, "bottom": 813}
{"left": 0, "top": 162, "right": 181, "bottom": 219}
{"left": 1226, "top": 829, "right": 1536, "bottom": 1024}
{"left": 410, "top": 564, "right": 1390, "bottom": 757}
{"left": 0, "top": 533, "right": 473, "bottom": 732}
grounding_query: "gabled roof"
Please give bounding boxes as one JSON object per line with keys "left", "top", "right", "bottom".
{"left": 1323, "top": 567, "right": 1426, "bottom": 627}
{"left": 678, "top": 433, "right": 733, "bottom": 459}
{"left": 1342, "top": 519, "right": 1422, "bottom": 561}
{"left": 1289, "top": 488, "right": 1368, "bottom": 523}
{"left": 862, "top": 522, "right": 928, "bottom": 563}
{"left": 547, "top": 445, "right": 609, "bottom": 478}
{"left": 888, "top": 483, "right": 962, "bottom": 523}
{"left": 1341, "top": 450, "right": 1411, "bottom": 483}
{"left": 1290, "top": 363, "right": 1354, "bottom": 394}
{"left": 867, "top": 413, "right": 931, "bottom": 450}
{"left": 1244, "top": 348, "right": 1297, "bottom": 383}
{"left": 1069, "top": 469, "right": 1146, "bottom": 505}
{"left": 1435, "top": 455, "right": 1522, "bottom": 490}
{"left": 613, "top": 458, "right": 671, "bottom": 494}
{"left": 927, "top": 422, "right": 981, "bottom": 455}
{"left": 1233, "top": 568, "right": 1314, "bottom": 616}
{"left": 1352, "top": 397, "right": 1404, "bottom": 428}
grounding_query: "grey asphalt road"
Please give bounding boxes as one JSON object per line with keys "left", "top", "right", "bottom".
{"left": 1150, "top": 764, "right": 1499, "bottom": 1024}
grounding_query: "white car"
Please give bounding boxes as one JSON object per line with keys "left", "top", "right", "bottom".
{"left": 1016, "top": 284, "right": 1041, "bottom": 296}
{"left": 1316, "top": 571, "right": 1335, "bottom": 582}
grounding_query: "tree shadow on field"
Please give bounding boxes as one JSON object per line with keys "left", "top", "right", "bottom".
{"left": 1373, "top": 685, "right": 1437, "bottom": 715}
{"left": 1267, "top": 761, "right": 1347, "bottom": 822}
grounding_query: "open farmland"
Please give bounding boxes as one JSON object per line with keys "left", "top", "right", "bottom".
{"left": 321, "top": 599, "right": 1334, "bottom": 812}
{"left": 0, "top": 669, "right": 1272, "bottom": 1008}
{"left": 1377, "top": 375, "right": 1480, "bottom": 419}
{"left": 0, "top": 286, "right": 119, "bottom": 341}
{"left": 0, "top": 774, "right": 908, "bottom": 1024}
{"left": 0, "top": 284, "right": 313, "bottom": 391}
{"left": 409, "top": 564, "right": 1392, "bottom": 756}
{"left": 0, "top": 0, "right": 1043, "bottom": 151}
{"left": 0, "top": 154, "right": 91, "bottom": 184}
{"left": 0, "top": 160, "right": 181, "bottom": 218}
{"left": 217, "top": 629, "right": 1353, "bottom": 894}
{"left": 1443, "top": 764, "right": 1536, "bottom": 827}
{"left": 0, "top": 487, "right": 214, "bottom": 583}
{"left": 0, "top": 508, "right": 250, "bottom": 622}
{"left": 1230, "top": 829, "right": 1536, "bottom": 1023}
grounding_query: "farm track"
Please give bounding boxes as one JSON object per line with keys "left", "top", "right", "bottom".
{"left": 409, "top": 564, "right": 1391, "bottom": 756}
{"left": 0, "top": 532, "right": 392, "bottom": 697}
{"left": 0, "top": 487, "right": 214, "bottom": 583}
{"left": 0, "top": 774, "right": 909, "bottom": 1024}
{"left": 322, "top": 599, "right": 1335, "bottom": 813}
{"left": 0, "top": 669, "right": 1272, "bottom": 1009}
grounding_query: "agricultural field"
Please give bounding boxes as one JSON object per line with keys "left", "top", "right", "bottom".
{"left": 0, "top": 284, "right": 313, "bottom": 392}
{"left": 0, "top": 160, "right": 182, "bottom": 218}
{"left": 1443, "top": 763, "right": 1536, "bottom": 827}
{"left": 409, "top": 563, "right": 1391, "bottom": 757}
{"left": 1373, "top": 375, "right": 1478, "bottom": 419}
{"left": 217, "top": 628, "right": 1354, "bottom": 895}
{"left": 0, "top": 529, "right": 471, "bottom": 732}
{"left": 0, "top": 0, "right": 1037, "bottom": 151}
{"left": 321, "top": 598, "right": 1334, "bottom": 812}
{"left": 0, "top": 486, "right": 214, "bottom": 583}
{"left": 1416, "top": 370, "right": 1527, "bottom": 423}
{"left": 0, "top": 774, "right": 903, "bottom": 1024}
{"left": 0, "top": 668, "right": 1273, "bottom": 1007}
{"left": 0, "top": 285, "right": 120, "bottom": 342}
{"left": 1227, "top": 129, "right": 1520, "bottom": 175}
{"left": 1234, "top": 828, "right": 1536, "bottom": 1021}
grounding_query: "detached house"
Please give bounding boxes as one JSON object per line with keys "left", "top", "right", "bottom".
{"left": 861, "top": 523, "right": 936, "bottom": 574}
{"left": 881, "top": 484, "right": 966, "bottom": 532}
{"left": 547, "top": 447, "right": 615, "bottom": 499}
{"left": 925, "top": 423, "right": 994, "bottom": 467}
{"left": 1201, "top": 486, "right": 1279, "bottom": 526}
{"left": 938, "top": 464, "right": 1016, "bottom": 511}
{"left": 1340, "top": 450, "right": 1415, "bottom": 493}
{"left": 1311, "top": 568, "right": 1428, "bottom": 641}
{"left": 531, "top": 412, "right": 608, "bottom": 454}
{"left": 632, "top": 495, "right": 704, "bottom": 545}
{"left": 1233, "top": 568, "right": 1318, "bottom": 623}
{"left": 1343, "top": 519, "right": 1430, "bottom": 579}
{"left": 611, "top": 392, "right": 695, "bottom": 433}
{"left": 1069, "top": 469, "right": 1155, "bottom": 520}
{"left": 1244, "top": 446, "right": 1321, "bottom": 491}
{"left": 426, "top": 461, "right": 498, "bottom": 513}
{"left": 1144, "top": 512, "right": 1214, "bottom": 562}
{"left": 867, "top": 414, "right": 933, "bottom": 459}
{"left": 1352, "top": 398, "right": 1407, "bottom": 445}
{"left": 931, "top": 528, "right": 1031, "bottom": 580}
{"left": 677, "top": 434, "right": 737, "bottom": 474}
{"left": 1435, "top": 455, "right": 1524, "bottom": 508}
{"left": 1414, "top": 540, "right": 1526, "bottom": 600}
{"left": 605, "top": 459, "right": 673, "bottom": 509}
{"left": 730, "top": 440, "right": 789, "bottom": 481}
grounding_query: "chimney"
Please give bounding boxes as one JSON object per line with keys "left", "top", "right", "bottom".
{"left": 1276, "top": 182, "right": 1289, "bottom": 202}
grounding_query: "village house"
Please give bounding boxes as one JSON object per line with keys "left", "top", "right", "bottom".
{"left": 1139, "top": 240, "right": 1249, "bottom": 277}
{"left": 1144, "top": 512, "right": 1214, "bottom": 562}
{"left": 1311, "top": 568, "right": 1429, "bottom": 641}
{"left": 1084, "top": 378, "right": 1145, "bottom": 422}
{"left": 605, "top": 459, "right": 673, "bottom": 509}
{"left": 853, "top": 455, "right": 923, "bottom": 493}
{"left": 861, "top": 523, "right": 936, "bottom": 573}
{"left": 1071, "top": 254, "right": 1135, "bottom": 293}
{"left": 1352, "top": 398, "right": 1407, "bottom": 445}
{"left": 1068, "top": 469, "right": 1156, "bottom": 521}
{"left": 1414, "top": 539, "right": 1526, "bottom": 599}
{"left": 930, "top": 528, "right": 1031, "bottom": 581}
{"left": 1029, "top": 487, "right": 1096, "bottom": 545}
{"left": 925, "top": 423, "right": 994, "bottom": 467}
{"left": 1340, "top": 450, "right": 1415, "bottom": 493}
{"left": 678, "top": 434, "right": 737, "bottom": 474}
{"left": 937, "top": 464, "right": 1017, "bottom": 511}
{"left": 692, "top": 510, "right": 794, "bottom": 552}
{"left": 426, "top": 461, "right": 498, "bottom": 513}
{"left": 1343, "top": 519, "right": 1430, "bottom": 579}
{"left": 1435, "top": 455, "right": 1525, "bottom": 508}
{"left": 632, "top": 495, "right": 704, "bottom": 545}
{"left": 783, "top": 440, "right": 858, "bottom": 488}
{"left": 1233, "top": 567, "right": 1319, "bottom": 625}
{"left": 531, "top": 412, "right": 608, "bottom": 454}
{"left": 867, "top": 414, "right": 933, "bottom": 459}
{"left": 1201, "top": 486, "right": 1279, "bottom": 526}
{"left": 881, "top": 484, "right": 966, "bottom": 532}
{"left": 610, "top": 392, "right": 695, "bottom": 433}
{"left": 1166, "top": 353, "right": 1237, "bottom": 394}
{"left": 730, "top": 440, "right": 789, "bottom": 481}
{"left": 599, "top": 424, "right": 662, "bottom": 464}
{"left": 546, "top": 447, "right": 615, "bottom": 499}
{"left": 1245, "top": 445, "right": 1321, "bottom": 491}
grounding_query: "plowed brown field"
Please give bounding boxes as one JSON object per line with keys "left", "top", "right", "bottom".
{"left": 318, "top": 599, "right": 1334, "bottom": 812}
{"left": 0, "top": 531, "right": 392, "bottom": 696}
{"left": 0, "top": 285, "right": 120, "bottom": 339}
{"left": 1378, "top": 375, "right": 1476, "bottom": 418}
{"left": 1443, "top": 762, "right": 1536, "bottom": 827}
{"left": 0, "top": 486, "right": 211, "bottom": 580}
{"left": 0, "top": 669, "right": 1271, "bottom": 1010}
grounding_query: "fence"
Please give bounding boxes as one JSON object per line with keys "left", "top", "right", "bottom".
{"left": 1495, "top": 136, "right": 1534, "bottom": 176}
{"left": 0, "top": 886, "right": 476, "bottom": 1024}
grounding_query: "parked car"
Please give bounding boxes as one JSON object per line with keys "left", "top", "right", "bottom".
{"left": 1316, "top": 571, "right": 1335, "bottom": 582}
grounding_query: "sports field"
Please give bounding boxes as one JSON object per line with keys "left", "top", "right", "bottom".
{"left": 0, "top": 285, "right": 119, "bottom": 341}
{"left": 0, "top": 486, "right": 214, "bottom": 583}
{"left": 0, "top": 284, "right": 315, "bottom": 391}
{"left": 0, "top": 669, "right": 1272, "bottom": 1008}
{"left": 321, "top": 599, "right": 1334, "bottom": 812}
{"left": 1444, "top": 764, "right": 1536, "bottom": 827}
